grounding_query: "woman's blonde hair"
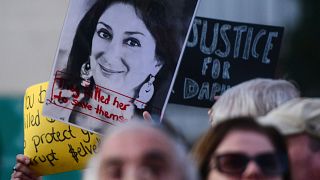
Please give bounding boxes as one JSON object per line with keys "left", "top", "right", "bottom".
{"left": 209, "top": 78, "right": 299, "bottom": 126}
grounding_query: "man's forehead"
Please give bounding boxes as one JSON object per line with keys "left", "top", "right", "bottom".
{"left": 102, "top": 148, "right": 170, "bottom": 165}
{"left": 101, "top": 126, "right": 175, "bottom": 158}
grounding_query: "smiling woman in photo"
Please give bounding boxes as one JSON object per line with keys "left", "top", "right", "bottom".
{"left": 43, "top": 0, "right": 196, "bottom": 133}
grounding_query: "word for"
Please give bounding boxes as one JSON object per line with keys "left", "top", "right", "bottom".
{"left": 32, "top": 126, "right": 76, "bottom": 152}
{"left": 30, "top": 149, "right": 59, "bottom": 166}
{"left": 187, "top": 18, "right": 279, "bottom": 64}
{"left": 202, "top": 57, "right": 230, "bottom": 80}
{"left": 184, "top": 78, "right": 230, "bottom": 101}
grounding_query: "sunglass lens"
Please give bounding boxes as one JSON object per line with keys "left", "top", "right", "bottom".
{"left": 256, "top": 153, "right": 283, "bottom": 175}
{"left": 217, "top": 154, "right": 248, "bottom": 174}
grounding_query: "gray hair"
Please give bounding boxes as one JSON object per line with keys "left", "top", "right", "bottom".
{"left": 82, "top": 121, "right": 198, "bottom": 180}
{"left": 209, "top": 78, "right": 300, "bottom": 126}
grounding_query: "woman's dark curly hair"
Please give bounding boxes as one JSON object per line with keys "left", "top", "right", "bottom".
{"left": 62, "top": 0, "right": 181, "bottom": 116}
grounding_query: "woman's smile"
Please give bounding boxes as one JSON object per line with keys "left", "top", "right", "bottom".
{"left": 98, "top": 63, "right": 126, "bottom": 77}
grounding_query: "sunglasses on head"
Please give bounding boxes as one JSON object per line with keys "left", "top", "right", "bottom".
{"left": 210, "top": 152, "right": 287, "bottom": 176}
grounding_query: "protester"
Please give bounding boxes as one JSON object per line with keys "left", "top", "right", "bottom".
{"left": 209, "top": 78, "right": 299, "bottom": 126}
{"left": 11, "top": 121, "right": 197, "bottom": 180}
{"left": 193, "top": 117, "right": 290, "bottom": 180}
{"left": 259, "top": 98, "right": 320, "bottom": 180}
{"left": 83, "top": 121, "right": 197, "bottom": 180}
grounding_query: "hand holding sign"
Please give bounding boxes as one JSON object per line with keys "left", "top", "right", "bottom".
{"left": 11, "top": 154, "right": 42, "bottom": 180}
{"left": 24, "top": 82, "right": 101, "bottom": 175}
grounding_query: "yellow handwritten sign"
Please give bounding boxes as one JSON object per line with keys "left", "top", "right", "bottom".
{"left": 24, "top": 82, "right": 101, "bottom": 175}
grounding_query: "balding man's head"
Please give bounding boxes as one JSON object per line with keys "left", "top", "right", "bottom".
{"left": 84, "top": 122, "right": 197, "bottom": 180}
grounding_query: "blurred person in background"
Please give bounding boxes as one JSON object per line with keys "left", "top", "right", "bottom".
{"left": 193, "top": 117, "right": 290, "bottom": 180}
{"left": 259, "top": 98, "right": 320, "bottom": 180}
{"left": 11, "top": 121, "right": 197, "bottom": 180}
{"left": 209, "top": 78, "right": 299, "bottom": 126}
{"left": 83, "top": 121, "right": 197, "bottom": 180}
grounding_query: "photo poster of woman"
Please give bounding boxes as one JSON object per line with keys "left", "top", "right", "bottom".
{"left": 43, "top": 0, "right": 200, "bottom": 134}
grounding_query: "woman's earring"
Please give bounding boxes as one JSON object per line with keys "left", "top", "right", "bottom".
{"left": 80, "top": 61, "right": 92, "bottom": 87}
{"left": 134, "top": 75, "right": 155, "bottom": 109}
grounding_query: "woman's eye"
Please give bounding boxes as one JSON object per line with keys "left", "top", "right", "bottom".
{"left": 125, "top": 38, "right": 141, "bottom": 47}
{"left": 97, "top": 29, "right": 112, "bottom": 40}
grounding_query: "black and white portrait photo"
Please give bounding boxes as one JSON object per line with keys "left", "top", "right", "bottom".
{"left": 43, "top": 0, "right": 199, "bottom": 134}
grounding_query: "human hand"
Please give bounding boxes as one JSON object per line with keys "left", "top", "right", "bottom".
{"left": 142, "top": 111, "right": 153, "bottom": 123}
{"left": 11, "top": 154, "right": 42, "bottom": 180}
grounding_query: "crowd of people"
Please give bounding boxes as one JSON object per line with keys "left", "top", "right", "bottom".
{"left": 8, "top": 0, "right": 320, "bottom": 178}
{"left": 11, "top": 78, "right": 320, "bottom": 180}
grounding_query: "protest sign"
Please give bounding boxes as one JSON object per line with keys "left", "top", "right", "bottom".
{"left": 24, "top": 82, "right": 101, "bottom": 175}
{"left": 170, "top": 17, "right": 284, "bottom": 107}
{"left": 42, "top": 0, "right": 200, "bottom": 134}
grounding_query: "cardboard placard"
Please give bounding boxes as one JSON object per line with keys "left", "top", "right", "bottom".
{"left": 24, "top": 82, "right": 101, "bottom": 175}
{"left": 171, "top": 17, "right": 284, "bottom": 107}
{"left": 42, "top": 0, "right": 201, "bottom": 134}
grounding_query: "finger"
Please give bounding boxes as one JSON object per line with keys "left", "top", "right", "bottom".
{"left": 11, "top": 171, "right": 34, "bottom": 180}
{"left": 16, "top": 154, "right": 30, "bottom": 165}
{"left": 142, "top": 111, "right": 153, "bottom": 122}
{"left": 15, "top": 162, "right": 38, "bottom": 178}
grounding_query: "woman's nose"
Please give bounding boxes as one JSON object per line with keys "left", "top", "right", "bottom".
{"left": 242, "top": 161, "right": 263, "bottom": 179}
{"left": 103, "top": 41, "right": 123, "bottom": 62}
